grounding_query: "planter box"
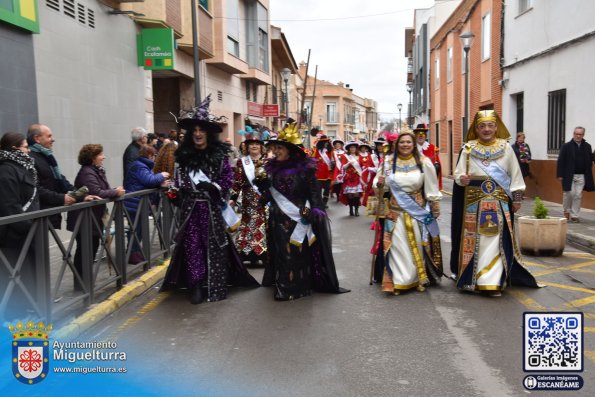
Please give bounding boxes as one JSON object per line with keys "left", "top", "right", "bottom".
{"left": 517, "top": 216, "right": 567, "bottom": 256}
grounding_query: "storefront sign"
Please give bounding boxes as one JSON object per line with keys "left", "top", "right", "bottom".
{"left": 0, "top": 0, "right": 39, "bottom": 33}
{"left": 248, "top": 102, "right": 279, "bottom": 117}
{"left": 263, "top": 104, "right": 279, "bottom": 117}
{"left": 137, "top": 28, "right": 174, "bottom": 70}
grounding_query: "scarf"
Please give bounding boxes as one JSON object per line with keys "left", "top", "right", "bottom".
{"left": 30, "top": 143, "right": 63, "bottom": 181}
{"left": 0, "top": 150, "right": 39, "bottom": 211}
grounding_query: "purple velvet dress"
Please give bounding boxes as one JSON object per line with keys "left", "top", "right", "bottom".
{"left": 161, "top": 156, "right": 258, "bottom": 302}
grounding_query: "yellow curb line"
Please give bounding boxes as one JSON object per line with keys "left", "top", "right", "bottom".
{"left": 53, "top": 260, "right": 170, "bottom": 340}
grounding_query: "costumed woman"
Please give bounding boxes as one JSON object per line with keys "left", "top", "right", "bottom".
{"left": 311, "top": 135, "right": 334, "bottom": 207}
{"left": 230, "top": 126, "right": 270, "bottom": 267}
{"left": 414, "top": 124, "right": 443, "bottom": 190}
{"left": 255, "top": 122, "right": 349, "bottom": 300}
{"left": 358, "top": 141, "right": 376, "bottom": 207}
{"left": 450, "top": 110, "right": 539, "bottom": 296}
{"left": 339, "top": 141, "right": 364, "bottom": 216}
{"left": 373, "top": 132, "right": 443, "bottom": 295}
{"left": 330, "top": 139, "right": 345, "bottom": 201}
{"left": 161, "top": 95, "right": 258, "bottom": 304}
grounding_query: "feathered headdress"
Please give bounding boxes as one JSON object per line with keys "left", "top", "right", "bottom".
{"left": 268, "top": 121, "right": 306, "bottom": 158}
{"left": 239, "top": 126, "right": 270, "bottom": 144}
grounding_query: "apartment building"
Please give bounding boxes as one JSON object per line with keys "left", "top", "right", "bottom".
{"left": 299, "top": 62, "right": 378, "bottom": 144}
{"left": 428, "top": 0, "right": 504, "bottom": 176}
{"left": 0, "top": 0, "right": 298, "bottom": 183}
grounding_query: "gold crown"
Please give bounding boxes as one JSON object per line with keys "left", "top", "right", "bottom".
{"left": 278, "top": 122, "right": 303, "bottom": 145}
{"left": 8, "top": 321, "right": 53, "bottom": 340}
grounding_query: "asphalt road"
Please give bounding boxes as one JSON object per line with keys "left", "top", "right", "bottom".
{"left": 79, "top": 194, "right": 594, "bottom": 397}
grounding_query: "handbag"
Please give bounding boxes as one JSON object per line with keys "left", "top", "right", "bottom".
{"left": 366, "top": 196, "right": 389, "bottom": 218}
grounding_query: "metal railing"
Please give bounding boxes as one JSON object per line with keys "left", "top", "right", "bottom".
{"left": 0, "top": 189, "right": 178, "bottom": 323}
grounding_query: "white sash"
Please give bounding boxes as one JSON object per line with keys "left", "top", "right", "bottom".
{"left": 270, "top": 187, "right": 316, "bottom": 246}
{"left": 346, "top": 154, "right": 363, "bottom": 175}
{"left": 319, "top": 149, "right": 332, "bottom": 168}
{"left": 241, "top": 156, "right": 260, "bottom": 194}
{"left": 189, "top": 169, "right": 240, "bottom": 230}
{"left": 371, "top": 153, "right": 379, "bottom": 169}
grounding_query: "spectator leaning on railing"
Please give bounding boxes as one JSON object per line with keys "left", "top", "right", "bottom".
{"left": 0, "top": 132, "right": 40, "bottom": 318}
{"left": 123, "top": 127, "right": 148, "bottom": 184}
{"left": 67, "top": 144, "right": 124, "bottom": 291}
{"left": 124, "top": 145, "right": 169, "bottom": 264}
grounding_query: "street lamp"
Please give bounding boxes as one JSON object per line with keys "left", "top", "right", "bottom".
{"left": 406, "top": 82, "right": 413, "bottom": 129}
{"left": 397, "top": 103, "right": 402, "bottom": 131}
{"left": 280, "top": 68, "right": 292, "bottom": 119}
{"left": 460, "top": 31, "right": 475, "bottom": 141}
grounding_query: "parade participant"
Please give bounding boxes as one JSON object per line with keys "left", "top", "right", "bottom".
{"left": 311, "top": 135, "right": 334, "bottom": 206}
{"left": 451, "top": 110, "right": 539, "bottom": 296}
{"left": 373, "top": 132, "right": 442, "bottom": 295}
{"left": 161, "top": 95, "right": 258, "bottom": 304}
{"left": 230, "top": 128, "right": 269, "bottom": 267}
{"left": 358, "top": 142, "right": 376, "bottom": 207}
{"left": 255, "top": 122, "right": 349, "bottom": 300}
{"left": 413, "top": 124, "right": 442, "bottom": 190}
{"left": 339, "top": 141, "right": 364, "bottom": 216}
{"left": 330, "top": 138, "right": 345, "bottom": 201}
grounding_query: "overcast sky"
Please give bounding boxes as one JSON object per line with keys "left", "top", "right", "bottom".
{"left": 269, "top": 0, "right": 436, "bottom": 121}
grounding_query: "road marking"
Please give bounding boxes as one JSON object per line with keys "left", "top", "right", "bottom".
{"left": 508, "top": 290, "right": 547, "bottom": 311}
{"left": 585, "top": 327, "right": 595, "bottom": 333}
{"left": 523, "top": 261, "right": 555, "bottom": 269}
{"left": 585, "top": 351, "right": 595, "bottom": 364}
{"left": 437, "top": 306, "right": 516, "bottom": 396}
{"left": 565, "top": 294, "right": 595, "bottom": 309}
{"left": 532, "top": 269, "right": 566, "bottom": 277}
{"left": 539, "top": 281, "right": 595, "bottom": 295}
{"left": 104, "top": 291, "right": 171, "bottom": 341}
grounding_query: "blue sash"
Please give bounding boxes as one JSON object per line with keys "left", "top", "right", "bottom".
{"left": 471, "top": 157, "right": 512, "bottom": 199}
{"left": 387, "top": 176, "right": 439, "bottom": 237}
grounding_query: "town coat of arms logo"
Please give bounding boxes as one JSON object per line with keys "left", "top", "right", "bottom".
{"left": 9, "top": 321, "right": 52, "bottom": 385}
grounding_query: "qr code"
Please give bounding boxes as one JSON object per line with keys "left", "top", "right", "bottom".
{"left": 523, "top": 312, "right": 583, "bottom": 372}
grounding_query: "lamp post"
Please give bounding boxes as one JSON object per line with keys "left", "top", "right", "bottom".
{"left": 397, "top": 103, "right": 402, "bottom": 132}
{"left": 406, "top": 82, "right": 413, "bottom": 129}
{"left": 280, "top": 68, "right": 291, "bottom": 120}
{"left": 460, "top": 31, "right": 475, "bottom": 141}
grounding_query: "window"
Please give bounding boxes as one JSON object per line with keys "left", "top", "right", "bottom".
{"left": 227, "top": 0, "right": 240, "bottom": 57}
{"left": 252, "top": 84, "right": 257, "bottom": 102}
{"left": 516, "top": 92, "right": 524, "bottom": 133}
{"left": 435, "top": 57, "right": 440, "bottom": 86}
{"left": 518, "top": 0, "right": 533, "bottom": 14}
{"left": 447, "top": 47, "right": 453, "bottom": 82}
{"left": 245, "top": 1, "right": 269, "bottom": 72}
{"left": 547, "top": 89, "right": 566, "bottom": 154}
{"left": 482, "top": 12, "right": 491, "bottom": 60}
{"left": 304, "top": 101, "right": 312, "bottom": 124}
{"left": 245, "top": 81, "right": 251, "bottom": 100}
{"left": 326, "top": 103, "right": 337, "bottom": 123}
{"left": 199, "top": 0, "right": 209, "bottom": 10}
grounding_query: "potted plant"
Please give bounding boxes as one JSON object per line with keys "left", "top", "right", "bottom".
{"left": 517, "top": 197, "right": 567, "bottom": 256}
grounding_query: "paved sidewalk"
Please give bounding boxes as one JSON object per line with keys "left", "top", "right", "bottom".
{"left": 442, "top": 177, "right": 595, "bottom": 254}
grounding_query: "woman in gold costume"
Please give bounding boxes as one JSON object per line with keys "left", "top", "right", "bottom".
{"left": 374, "top": 131, "right": 443, "bottom": 295}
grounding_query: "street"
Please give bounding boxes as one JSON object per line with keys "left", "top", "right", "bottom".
{"left": 76, "top": 190, "right": 595, "bottom": 397}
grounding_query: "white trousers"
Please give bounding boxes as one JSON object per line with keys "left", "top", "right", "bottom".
{"left": 562, "top": 174, "right": 585, "bottom": 218}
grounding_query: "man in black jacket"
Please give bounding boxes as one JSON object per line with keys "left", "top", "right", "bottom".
{"left": 556, "top": 126, "right": 595, "bottom": 222}
{"left": 27, "top": 124, "right": 76, "bottom": 229}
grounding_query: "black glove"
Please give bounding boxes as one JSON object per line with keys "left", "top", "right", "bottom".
{"left": 254, "top": 177, "right": 272, "bottom": 192}
{"left": 197, "top": 182, "right": 221, "bottom": 202}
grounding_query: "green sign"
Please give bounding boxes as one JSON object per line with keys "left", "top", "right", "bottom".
{"left": 0, "top": 0, "right": 39, "bottom": 33}
{"left": 137, "top": 28, "right": 175, "bottom": 70}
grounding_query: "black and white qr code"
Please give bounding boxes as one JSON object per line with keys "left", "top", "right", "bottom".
{"left": 523, "top": 312, "right": 583, "bottom": 372}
